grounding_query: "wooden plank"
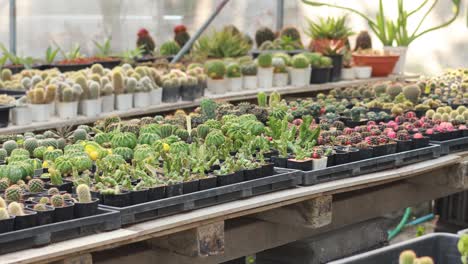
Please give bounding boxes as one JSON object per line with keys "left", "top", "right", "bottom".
{"left": 0, "top": 75, "right": 415, "bottom": 135}
{"left": 0, "top": 154, "right": 459, "bottom": 264}
{"left": 252, "top": 195, "right": 332, "bottom": 228}
{"left": 53, "top": 254, "right": 93, "bottom": 264}
{"left": 148, "top": 221, "right": 224, "bottom": 257}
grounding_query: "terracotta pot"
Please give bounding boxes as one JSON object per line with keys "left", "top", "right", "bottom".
{"left": 352, "top": 53, "right": 399, "bottom": 77}
{"left": 309, "top": 38, "right": 346, "bottom": 54}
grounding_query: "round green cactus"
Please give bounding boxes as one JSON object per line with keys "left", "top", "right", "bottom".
{"left": 386, "top": 84, "right": 403, "bottom": 100}
{"left": 205, "top": 60, "right": 226, "bottom": 80}
{"left": 28, "top": 179, "right": 44, "bottom": 193}
{"left": 70, "top": 155, "right": 93, "bottom": 172}
{"left": 257, "top": 53, "right": 273, "bottom": 68}
{"left": 33, "top": 203, "right": 47, "bottom": 211}
{"left": 402, "top": 85, "right": 421, "bottom": 104}
{"left": 291, "top": 54, "right": 309, "bottom": 69}
{"left": 94, "top": 133, "right": 110, "bottom": 146}
{"left": 280, "top": 26, "right": 301, "bottom": 41}
{"left": 205, "top": 130, "right": 225, "bottom": 147}
{"left": 24, "top": 138, "right": 38, "bottom": 155}
{"left": 33, "top": 146, "right": 47, "bottom": 159}
{"left": 76, "top": 184, "right": 92, "bottom": 203}
{"left": 138, "top": 133, "right": 160, "bottom": 145}
{"left": 319, "top": 56, "right": 332, "bottom": 68}
{"left": 0, "top": 148, "right": 7, "bottom": 162}
{"left": 47, "top": 187, "right": 60, "bottom": 196}
{"left": 111, "top": 132, "right": 137, "bottom": 149}
{"left": 42, "top": 138, "right": 59, "bottom": 149}
{"left": 175, "top": 129, "right": 189, "bottom": 141}
{"left": 226, "top": 63, "right": 241, "bottom": 78}
{"left": 3, "top": 140, "right": 18, "bottom": 156}
{"left": 399, "top": 250, "right": 416, "bottom": 264}
{"left": 0, "top": 178, "right": 9, "bottom": 192}
{"left": 73, "top": 129, "right": 88, "bottom": 142}
{"left": 39, "top": 197, "right": 49, "bottom": 204}
{"left": 240, "top": 62, "right": 258, "bottom": 76}
{"left": 10, "top": 148, "right": 29, "bottom": 158}
{"left": 112, "top": 147, "right": 134, "bottom": 161}
{"left": 43, "top": 149, "right": 63, "bottom": 162}
{"left": 159, "top": 41, "right": 181, "bottom": 56}
{"left": 5, "top": 185, "right": 22, "bottom": 202}
{"left": 51, "top": 194, "right": 65, "bottom": 207}
{"left": 55, "top": 156, "right": 74, "bottom": 175}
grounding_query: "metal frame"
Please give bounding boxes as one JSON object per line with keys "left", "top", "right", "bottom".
{"left": 9, "top": 0, "right": 16, "bottom": 55}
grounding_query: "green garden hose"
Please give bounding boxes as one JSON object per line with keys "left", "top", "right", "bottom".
{"left": 388, "top": 207, "right": 412, "bottom": 240}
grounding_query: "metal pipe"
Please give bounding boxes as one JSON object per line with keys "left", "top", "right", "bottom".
{"left": 171, "top": 0, "right": 230, "bottom": 63}
{"left": 9, "top": 0, "right": 17, "bottom": 55}
{"left": 276, "top": 0, "right": 284, "bottom": 31}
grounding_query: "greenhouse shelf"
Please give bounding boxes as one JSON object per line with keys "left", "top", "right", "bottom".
{"left": 99, "top": 167, "right": 301, "bottom": 225}
{"left": 0, "top": 74, "right": 415, "bottom": 135}
{"left": 301, "top": 144, "right": 441, "bottom": 186}
{"left": 0, "top": 208, "right": 120, "bottom": 255}
{"left": 329, "top": 233, "right": 461, "bottom": 264}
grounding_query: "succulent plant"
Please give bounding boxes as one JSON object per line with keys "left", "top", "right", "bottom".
{"left": 255, "top": 27, "right": 276, "bottom": 47}
{"left": 226, "top": 62, "right": 241, "bottom": 78}
{"left": 47, "top": 187, "right": 60, "bottom": 196}
{"left": 240, "top": 62, "right": 257, "bottom": 76}
{"left": 399, "top": 250, "right": 416, "bottom": 264}
{"left": 51, "top": 194, "right": 65, "bottom": 207}
{"left": 7, "top": 202, "right": 23, "bottom": 216}
{"left": 291, "top": 54, "right": 309, "bottom": 69}
{"left": 159, "top": 41, "right": 181, "bottom": 56}
{"left": 280, "top": 26, "right": 302, "bottom": 42}
{"left": 0, "top": 208, "right": 10, "bottom": 220}
{"left": 76, "top": 184, "right": 92, "bottom": 203}
{"left": 3, "top": 140, "right": 18, "bottom": 156}
{"left": 112, "top": 70, "right": 125, "bottom": 95}
{"left": 205, "top": 60, "right": 226, "bottom": 80}
{"left": 28, "top": 178, "right": 44, "bottom": 193}
{"left": 39, "top": 197, "right": 49, "bottom": 204}
{"left": 33, "top": 203, "right": 48, "bottom": 211}
{"left": 0, "top": 149, "right": 7, "bottom": 161}
{"left": 402, "top": 85, "right": 421, "bottom": 104}
{"left": 257, "top": 53, "right": 273, "bottom": 68}
{"left": 0, "top": 178, "right": 9, "bottom": 192}
{"left": 4, "top": 185, "right": 22, "bottom": 202}
{"left": 386, "top": 84, "right": 403, "bottom": 100}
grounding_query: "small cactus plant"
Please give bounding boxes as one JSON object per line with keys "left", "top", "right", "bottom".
{"left": 257, "top": 53, "right": 273, "bottom": 68}
{"left": 0, "top": 208, "right": 10, "bottom": 220}
{"left": 291, "top": 54, "right": 309, "bottom": 69}
{"left": 0, "top": 178, "right": 9, "bottom": 192}
{"left": 28, "top": 179, "right": 44, "bottom": 193}
{"left": 7, "top": 202, "right": 24, "bottom": 216}
{"left": 205, "top": 60, "right": 226, "bottom": 80}
{"left": 39, "top": 197, "right": 49, "bottom": 204}
{"left": 3, "top": 140, "right": 18, "bottom": 156}
{"left": 33, "top": 203, "right": 48, "bottom": 211}
{"left": 255, "top": 27, "right": 276, "bottom": 47}
{"left": 76, "top": 184, "right": 92, "bottom": 203}
{"left": 51, "top": 194, "right": 65, "bottom": 207}
{"left": 5, "top": 185, "right": 22, "bottom": 202}
{"left": 0, "top": 197, "right": 6, "bottom": 208}
{"left": 47, "top": 187, "right": 60, "bottom": 196}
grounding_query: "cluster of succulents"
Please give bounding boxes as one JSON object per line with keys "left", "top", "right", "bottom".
{"left": 256, "top": 26, "right": 304, "bottom": 50}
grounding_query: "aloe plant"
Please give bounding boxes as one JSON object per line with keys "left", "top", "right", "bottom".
{"left": 93, "top": 37, "right": 112, "bottom": 58}
{"left": 45, "top": 46, "right": 60, "bottom": 64}
{"left": 302, "top": 0, "right": 462, "bottom": 47}
{"left": 0, "top": 44, "right": 35, "bottom": 68}
{"left": 119, "top": 46, "right": 144, "bottom": 63}
{"left": 57, "top": 44, "right": 83, "bottom": 60}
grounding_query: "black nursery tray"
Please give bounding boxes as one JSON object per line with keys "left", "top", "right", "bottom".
{"left": 430, "top": 136, "right": 468, "bottom": 155}
{"left": 301, "top": 144, "right": 441, "bottom": 186}
{"left": 329, "top": 233, "right": 460, "bottom": 264}
{"left": 0, "top": 208, "right": 120, "bottom": 255}
{"left": 100, "top": 168, "right": 301, "bottom": 225}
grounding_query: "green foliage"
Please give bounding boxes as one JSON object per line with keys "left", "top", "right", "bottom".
{"left": 159, "top": 41, "right": 181, "bottom": 56}
{"left": 226, "top": 62, "right": 241, "bottom": 78}
{"left": 205, "top": 60, "right": 226, "bottom": 79}
{"left": 255, "top": 27, "right": 276, "bottom": 47}
{"left": 257, "top": 53, "right": 273, "bottom": 68}
{"left": 305, "top": 15, "right": 354, "bottom": 40}
{"left": 45, "top": 46, "right": 60, "bottom": 64}
{"left": 257, "top": 92, "right": 267, "bottom": 107}
{"left": 193, "top": 29, "right": 250, "bottom": 59}
{"left": 291, "top": 54, "right": 309, "bottom": 69}
{"left": 93, "top": 37, "right": 113, "bottom": 58}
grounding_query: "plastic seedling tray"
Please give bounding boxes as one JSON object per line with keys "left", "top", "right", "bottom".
{"left": 100, "top": 168, "right": 301, "bottom": 225}
{"left": 329, "top": 233, "right": 461, "bottom": 264}
{"left": 0, "top": 208, "right": 120, "bottom": 255}
{"left": 301, "top": 144, "right": 441, "bottom": 186}
{"left": 430, "top": 136, "right": 468, "bottom": 155}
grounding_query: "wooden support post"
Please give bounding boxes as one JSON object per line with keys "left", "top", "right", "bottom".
{"left": 252, "top": 195, "right": 332, "bottom": 229}
{"left": 52, "top": 254, "right": 93, "bottom": 264}
{"left": 148, "top": 221, "right": 224, "bottom": 257}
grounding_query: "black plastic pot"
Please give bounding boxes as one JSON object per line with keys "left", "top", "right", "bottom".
{"left": 326, "top": 153, "right": 336, "bottom": 167}
{"left": 26, "top": 204, "right": 55, "bottom": 226}
{"left": 95, "top": 59, "right": 121, "bottom": 69}
{"left": 271, "top": 156, "right": 288, "bottom": 168}
{"left": 194, "top": 84, "right": 204, "bottom": 99}
{"left": 395, "top": 139, "right": 413, "bottom": 152}
{"left": 372, "top": 145, "right": 387, "bottom": 157}
{"left": 345, "top": 119, "right": 368, "bottom": 128}
{"left": 90, "top": 190, "right": 103, "bottom": 201}
{"left": 387, "top": 143, "right": 397, "bottom": 155}
{"left": 129, "top": 189, "right": 148, "bottom": 206}
{"left": 45, "top": 180, "right": 73, "bottom": 193}
{"left": 182, "top": 180, "right": 199, "bottom": 194}
{"left": 181, "top": 84, "right": 197, "bottom": 101}
{"left": 147, "top": 186, "right": 165, "bottom": 201}
{"left": 264, "top": 150, "right": 279, "bottom": 159}
{"left": 462, "top": 129, "right": 468, "bottom": 137}
{"left": 310, "top": 67, "right": 332, "bottom": 84}
{"left": 162, "top": 86, "right": 180, "bottom": 103}
{"left": 449, "top": 130, "right": 462, "bottom": 140}
{"left": 244, "top": 168, "right": 259, "bottom": 181}
{"left": 14, "top": 210, "right": 37, "bottom": 230}
{"left": 261, "top": 163, "right": 275, "bottom": 177}
{"left": 326, "top": 54, "right": 343, "bottom": 82}
{"left": 348, "top": 147, "right": 360, "bottom": 162}
{"left": 102, "top": 191, "right": 131, "bottom": 207}
{"left": 358, "top": 148, "right": 373, "bottom": 160}
{"left": 0, "top": 216, "right": 14, "bottom": 234}
{"left": 414, "top": 110, "right": 426, "bottom": 118}
{"left": 216, "top": 171, "right": 244, "bottom": 187}
{"left": 54, "top": 201, "right": 75, "bottom": 222}
{"left": 165, "top": 183, "right": 183, "bottom": 198}
{"left": 287, "top": 159, "right": 313, "bottom": 171}
{"left": 0, "top": 105, "right": 13, "bottom": 128}
{"left": 74, "top": 198, "right": 99, "bottom": 218}
{"left": 427, "top": 133, "right": 441, "bottom": 141}
{"left": 199, "top": 176, "right": 217, "bottom": 191}
{"left": 334, "top": 150, "right": 350, "bottom": 165}
{"left": 413, "top": 137, "right": 430, "bottom": 149}
{"left": 51, "top": 63, "right": 93, "bottom": 73}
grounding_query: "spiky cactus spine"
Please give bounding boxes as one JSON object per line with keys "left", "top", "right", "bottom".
{"left": 112, "top": 71, "right": 125, "bottom": 95}
{"left": 0, "top": 179, "right": 9, "bottom": 192}
{"left": 5, "top": 185, "right": 22, "bottom": 202}
{"left": 24, "top": 137, "right": 38, "bottom": 155}
{"left": 3, "top": 140, "right": 18, "bottom": 156}
{"left": 0, "top": 197, "right": 6, "bottom": 208}
{"left": 402, "top": 85, "right": 421, "bottom": 104}
{"left": 28, "top": 179, "right": 44, "bottom": 193}
{"left": 7, "top": 202, "right": 24, "bottom": 216}
{"left": 91, "top": 64, "right": 105, "bottom": 76}
{"left": 0, "top": 208, "right": 10, "bottom": 220}
{"left": 76, "top": 184, "right": 92, "bottom": 203}
{"left": 1, "top": 69, "right": 12, "bottom": 81}
{"left": 45, "top": 84, "right": 57, "bottom": 103}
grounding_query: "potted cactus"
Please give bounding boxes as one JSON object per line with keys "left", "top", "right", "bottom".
{"left": 312, "top": 148, "right": 328, "bottom": 170}
{"left": 241, "top": 62, "right": 258, "bottom": 90}
{"left": 8, "top": 202, "right": 37, "bottom": 230}
{"left": 73, "top": 184, "right": 99, "bottom": 218}
{"left": 180, "top": 75, "right": 199, "bottom": 101}
{"left": 290, "top": 54, "right": 310, "bottom": 86}
{"left": 26, "top": 84, "right": 56, "bottom": 122}
{"left": 205, "top": 60, "right": 226, "bottom": 95}
{"left": 161, "top": 76, "right": 181, "bottom": 103}
{"left": 26, "top": 203, "right": 55, "bottom": 226}
{"left": 272, "top": 57, "right": 289, "bottom": 87}
{"left": 133, "top": 77, "right": 151, "bottom": 108}
{"left": 101, "top": 81, "right": 115, "bottom": 113}
{"left": 113, "top": 70, "right": 135, "bottom": 111}
{"left": 308, "top": 53, "right": 332, "bottom": 84}
{"left": 256, "top": 52, "right": 273, "bottom": 89}
{"left": 11, "top": 96, "right": 31, "bottom": 126}
{"left": 0, "top": 203, "right": 14, "bottom": 234}
{"left": 80, "top": 81, "right": 101, "bottom": 117}
{"left": 56, "top": 83, "right": 81, "bottom": 119}
{"left": 226, "top": 62, "right": 242, "bottom": 92}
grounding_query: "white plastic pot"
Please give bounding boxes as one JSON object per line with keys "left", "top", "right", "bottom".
{"left": 134, "top": 92, "right": 151, "bottom": 108}
{"left": 341, "top": 68, "right": 355, "bottom": 80}
{"left": 81, "top": 99, "right": 101, "bottom": 117}
{"left": 229, "top": 77, "right": 243, "bottom": 92}
{"left": 101, "top": 95, "right": 115, "bottom": 113}
{"left": 354, "top": 66, "right": 372, "bottom": 79}
{"left": 11, "top": 107, "right": 32, "bottom": 125}
{"left": 57, "top": 102, "right": 78, "bottom": 119}
{"left": 312, "top": 157, "right": 328, "bottom": 170}
{"left": 30, "top": 104, "right": 50, "bottom": 122}
{"left": 290, "top": 67, "right": 309, "bottom": 86}
{"left": 115, "top": 93, "right": 134, "bottom": 111}
{"left": 243, "top": 76, "right": 257, "bottom": 90}
{"left": 257, "top": 67, "right": 273, "bottom": 89}
{"left": 150, "top": 89, "right": 162, "bottom": 105}
{"left": 273, "top": 73, "right": 289, "bottom": 87}
{"left": 207, "top": 78, "right": 227, "bottom": 95}
{"left": 48, "top": 102, "right": 56, "bottom": 117}
{"left": 383, "top": 46, "right": 407, "bottom": 74}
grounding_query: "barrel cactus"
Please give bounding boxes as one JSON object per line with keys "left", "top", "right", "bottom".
{"left": 7, "top": 202, "right": 23, "bottom": 216}
{"left": 159, "top": 41, "right": 181, "bottom": 56}
{"left": 257, "top": 53, "right": 273, "bottom": 68}
{"left": 55, "top": 156, "right": 74, "bottom": 175}
{"left": 110, "top": 132, "right": 137, "bottom": 149}
{"left": 3, "top": 140, "right": 18, "bottom": 156}
{"left": 112, "top": 147, "right": 134, "bottom": 161}
{"left": 47, "top": 187, "right": 60, "bottom": 196}
{"left": 291, "top": 54, "right": 309, "bottom": 69}
{"left": 205, "top": 60, "right": 226, "bottom": 80}
{"left": 255, "top": 27, "right": 276, "bottom": 47}
{"left": 76, "top": 184, "right": 92, "bottom": 203}
{"left": 28, "top": 178, "right": 44, "bottom": 193}
{"left": 0, "top": 208, "right": 9, "bottom": 220}
{"left": 0, "top": 148, "right": 6, "bottom": 161}
{"left": 0, "top": 178, "right": 9, "bottom": 192}
{"left": 33, "top": 146, "right": 47, "bottom": 159}
{"left": 5, "top": 185, "right": 22, "bottom": 202}
{"left": 402, "top": 85, "right": 421, "bottom": 104}
{"left": 138, "top": 133, "right": 160, "bottom": 145}
{"left": 51, "top": 194, "right": 65, "bottom": 207}
{"left": 73, "top": 128, "right": 88, "bottom": 142}
{"left": 33, "top": 203, "right": 47, "bottom": 211}
{"left": 43, "top": 149, "right": 63, "bottom": 162}
{"left": 23, "top": 138, "right": 38, "bottom": 155}
{"left": 205, "top": 130, "right": 225, "bottom": 147}
{"left": 39, "top": 197, "right": 49, "bottom": 204}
